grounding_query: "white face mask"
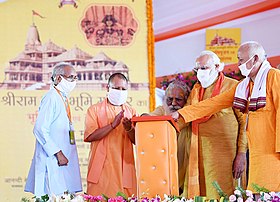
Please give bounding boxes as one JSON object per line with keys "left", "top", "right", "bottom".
{"left": 107, "top": 88, "right": 128, "bottom": 106}
{"left": 56, "top": 76, "right": 76, "bottom": 96}
{"left": 238, "top": 56, "right": 255, "bottom": 77}
{"left": 197, "top": 68, "right": 218, "bottom": 88}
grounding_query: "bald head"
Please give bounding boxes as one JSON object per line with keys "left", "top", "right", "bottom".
{"left": 237, "top": 41, "right": 267, "bottom": 79}
{"left": 238, "top": 41, "right": 266, "bottom": 63}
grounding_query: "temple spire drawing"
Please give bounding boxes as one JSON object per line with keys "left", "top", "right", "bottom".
{"left": 0, "top": 23, "right": 146, "bottom": 90}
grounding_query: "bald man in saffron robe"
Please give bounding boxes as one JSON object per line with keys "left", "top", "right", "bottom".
{"left": 84, "top": 73, "right": 137, "bottom": 197}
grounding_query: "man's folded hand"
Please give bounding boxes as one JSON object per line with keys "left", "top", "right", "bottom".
{"left": 55, "top": 150, "right": 69, "bottom": 166}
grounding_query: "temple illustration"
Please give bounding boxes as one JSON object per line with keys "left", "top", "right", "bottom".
{"left": 0, "top": 23, "right": 147, "bottom": 90}
{"left": 210, "top": 33, "right": 237, "bottom": 46}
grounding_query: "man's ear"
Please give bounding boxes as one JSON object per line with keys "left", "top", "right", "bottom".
{"left": 216, "top": 63, "right": 225, "bottom": 72}
{"left": 253, "top": 55, "right": 259, "bottom": 64}
{"left": 215, "top": 64, "right": 219, "bottom": 70}
{"left": 54, "top": 75, "right": 61, "bottom": 86}
{"left": 106, "top": 85, "right": 109, "bottom": 92}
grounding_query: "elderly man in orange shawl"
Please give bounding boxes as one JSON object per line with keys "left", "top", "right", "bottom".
{"left": 183, "top": 50, "right": 247, "bottom": 199}
{"left": 172, "top": 41, "right": 280, "bottom": 192}
{"left": 84, "top": 73, "right": 137, "bottom": 197}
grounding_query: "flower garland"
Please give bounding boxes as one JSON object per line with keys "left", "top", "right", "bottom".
{"left": 21, "top": 187, "right": 280, "bottom": 202}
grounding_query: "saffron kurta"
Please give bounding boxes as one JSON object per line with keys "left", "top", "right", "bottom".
{"left": 149, "top": 106, "right": 192, "bottom": 193}
{"left": 187, "top": 76, "right": 247, "bottom": 199}
{"left": 25, "top": 88, "right": 82, "bottom": 197}
{"left": 178, "top": 68, "right": 280, "bottom": 191}
{"left": 84, "top": 99, "right": 137, "bottom": 197}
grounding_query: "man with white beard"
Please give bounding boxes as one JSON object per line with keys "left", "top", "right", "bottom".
{"left": 147, "top": 79, "right": 191, "bottom": 196}
{"left": 185, "top": 51, "right": 247, "bottom": 199}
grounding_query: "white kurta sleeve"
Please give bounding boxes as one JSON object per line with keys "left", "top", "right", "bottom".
{"left": 33, "top": 93, "right": 60, "bottom": 157}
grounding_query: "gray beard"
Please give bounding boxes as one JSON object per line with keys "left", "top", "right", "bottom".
{"left": 163, "top": 103, "right": 181, "bottom": 115}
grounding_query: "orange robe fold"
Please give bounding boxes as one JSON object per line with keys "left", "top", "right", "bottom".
{"left": 84, "top": 99, "right": 137, "bottom": 197}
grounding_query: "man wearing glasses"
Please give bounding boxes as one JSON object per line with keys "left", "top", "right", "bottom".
{"left": 84, "top": 73, "right": 137, "bottom": 197}
{"left": 25, "top": 62, "right": 82, "bottom": 197}
{"left": 183, "top": 51, "right": 247, "bottom": 198}
{"left": 173, "top": 42, "right": 280, "bottom": 193}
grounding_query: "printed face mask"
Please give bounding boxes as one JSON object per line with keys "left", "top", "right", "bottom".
{"left": 238, "top": 56, "right": 255, "bottom": 77}
{"left": 56, "top": 76, "right": 76, "bottom": 95}
{"left": 107, "top": 88, "right": 128, "bottom": 106}
{"left": 197, "top": 68, "right": 218, "bottom": 88}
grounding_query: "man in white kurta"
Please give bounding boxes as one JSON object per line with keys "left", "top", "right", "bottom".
{"left": 25, "top": 62, "right": 82, "bottom": 197}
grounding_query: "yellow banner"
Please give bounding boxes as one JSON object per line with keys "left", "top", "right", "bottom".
{"left": 0, "top": 0, "right": 153, "bottom": 201}
{"left": 206, "top": 28, "right": 241, "bottom": 64}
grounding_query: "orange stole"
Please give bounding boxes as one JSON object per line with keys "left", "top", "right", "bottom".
{"left": 188, "top": 73, "right": 224, "bottom": 197}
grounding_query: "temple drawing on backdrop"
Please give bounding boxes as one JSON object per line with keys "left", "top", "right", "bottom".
{"left": 0, "top": 22, "right": 147, "bottom": 90}
{"left": 80, "top": 5, "right": 138, "bottom": 46}
{"left": 210, "top": 33, "right": 237, "bottom": 46}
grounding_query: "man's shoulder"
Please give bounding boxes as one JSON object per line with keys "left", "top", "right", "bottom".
{"left": 123, "top": 103, "right": 136, "bottom": 112}
{"left": 44, "top": 88, "right": 55, "bottom": 95}
{"left": 268, "top": 67, "right": 280, "bottom": 75}
{"left": 87, "top": 100, "right": 136, "bottom": 113}
{"left": 154, "top": 105, "right": 164, "bottom": 110}
{"left": 87, "top": 100, "right": 105, "bottom": 110}
{"left": 222, "top": 75, "right": 239, "bottom": 90}
{"left": 149, "top": 105, "right": 165, "bottom": 114}
{"left": 267, "top": 67, "right": 280, "bottom": 84}
{"left": 223, "top": 75, "right": 239, "bottom": 84}
{"left": 190, "top": 82, "right": 200, "bottom": 91}
{"left": 41, "top": 88, "right": 59, "bottom": 102}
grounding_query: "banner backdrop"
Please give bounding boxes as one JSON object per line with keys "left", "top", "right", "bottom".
{"left": 206, "top": 28, "right": 241, "bottom": 64}
{"left": 0, "top": 0, "right": 154, "bottom": 201}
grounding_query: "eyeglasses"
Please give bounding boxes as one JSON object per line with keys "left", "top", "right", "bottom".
{"left": 61, "top": 75, "right": 78, "bottom": 82}
{"left": 193, "top": 66, "right": 211, "bottom": 72}
{"left": 109, "top": 86, "right": 127, "bottom": 91}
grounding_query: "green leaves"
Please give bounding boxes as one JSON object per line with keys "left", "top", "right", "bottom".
{"left": 102, "top": 192, "right": 128, "bottom": 201}
{"left": 102, "top": 193, "right": 110, "bottom": 201}
{"left": 41, "top": 194, "right": 49, "bottom": 202}
{"left": 251, "top": 183, "right": 270, "bottom": 193}
{"left": 116, "top": 191, "right": 128, "bottom": 200}
{"left": 212, "top": 181, "right": 229, "bottom": 202}
{"left": 20, "top": 197, "right": 31, "bottom": 202}
{"left": 31, "top": 194, "right": 49, "bottom": 202}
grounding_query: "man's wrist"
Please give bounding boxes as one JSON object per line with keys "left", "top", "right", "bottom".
{"left": 125, "top": 127, "right": 134, "bottom": 133}
{"left": 110, "top": 123, "right": 116, "bottom": 129}
{"left": 55, "top": 150, "right": 61, "bottom": 157}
